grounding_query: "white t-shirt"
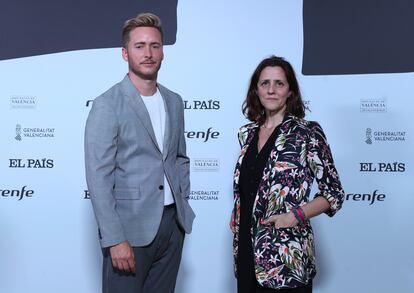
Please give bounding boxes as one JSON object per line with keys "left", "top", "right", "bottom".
{"left": 141, "top": 89, "right": 175, "bottom": 205}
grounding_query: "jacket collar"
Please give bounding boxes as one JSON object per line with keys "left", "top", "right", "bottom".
{"left": 120, "top": 75, "right": 172, "bottom": 157}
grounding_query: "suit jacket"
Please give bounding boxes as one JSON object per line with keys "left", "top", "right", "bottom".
{"left": 232, "top": 115, "right": 344, "bottom": 289}
{"left": 85, "top": 75, "right": 195, "bottom": 248}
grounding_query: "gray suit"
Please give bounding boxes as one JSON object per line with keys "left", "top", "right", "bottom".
{"left": 85, "top": 75, "right": 195, "bottom": 249}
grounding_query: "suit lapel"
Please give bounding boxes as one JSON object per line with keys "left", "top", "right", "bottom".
{"left": 158, "top": 84, "right": 173, "bottom": 160}
{"left": 120, "top": 75, "right": 161, "bottom": 153}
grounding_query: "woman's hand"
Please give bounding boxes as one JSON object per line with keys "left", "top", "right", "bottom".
{"left": 262, "top": 212, "right": 298, "bottom": 229}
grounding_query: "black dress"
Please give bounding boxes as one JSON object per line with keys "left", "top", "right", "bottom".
{"left": 236, "top": 125, "right": 312, "bottom": 293}
{"left": 237, "top": 125, "right": 279, "bottom": 293}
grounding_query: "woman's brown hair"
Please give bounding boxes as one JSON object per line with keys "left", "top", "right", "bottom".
{"left": 242, "top": 56, "right": 306, "bottom": 124}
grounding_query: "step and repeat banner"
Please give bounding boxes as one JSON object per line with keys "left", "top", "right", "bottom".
{"left": 1, "top": 1, "right": 413, "bottom": 292}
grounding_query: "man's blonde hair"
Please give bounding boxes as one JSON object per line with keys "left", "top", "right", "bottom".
{"left": 122, "top": 12, "right": 163, "bottom": 47}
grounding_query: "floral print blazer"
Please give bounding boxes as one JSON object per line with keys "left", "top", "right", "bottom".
{"left": 232, "top": 115, "right": 345, "bottom": 289}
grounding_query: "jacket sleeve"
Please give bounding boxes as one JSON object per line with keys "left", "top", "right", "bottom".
{"left": 307, "top": 121, "right": 345, "bottom": 216}
{"left": 84, "top": 98, "right": 126, "bottom": 247}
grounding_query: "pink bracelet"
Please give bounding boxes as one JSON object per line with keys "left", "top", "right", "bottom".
{"left": 292, "top": 207, "right": 306, "bottom": 225}
{"left": 296, "top": 207, "right": 306, "bottom": 223}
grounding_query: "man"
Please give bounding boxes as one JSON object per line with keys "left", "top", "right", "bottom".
{"left": 85, "top": 12, "right": 195, "bottom": 293}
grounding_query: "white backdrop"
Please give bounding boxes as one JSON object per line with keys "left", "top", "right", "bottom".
{"left": 1, "top": 1, "right": 413, "bottom": 292}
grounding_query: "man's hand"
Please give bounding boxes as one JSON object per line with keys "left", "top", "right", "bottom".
{"left": 109, "top": 241, "right": 135, "bottom": 273}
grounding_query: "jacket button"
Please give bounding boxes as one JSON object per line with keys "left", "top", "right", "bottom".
{"left": 159, "top": 185, "right": 164, "bottom": 190}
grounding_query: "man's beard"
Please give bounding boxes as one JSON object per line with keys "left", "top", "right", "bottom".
{"left": 130, "top": 62, "right": 162, "bottom": 81}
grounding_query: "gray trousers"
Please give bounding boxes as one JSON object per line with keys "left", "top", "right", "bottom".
{"left": 102, "top": 205, "right": 185, "bottom": 293}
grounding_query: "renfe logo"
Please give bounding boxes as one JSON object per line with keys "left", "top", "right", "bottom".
{"left": 346, "top": 190, "right": 385, "bottom": 205}
{"left": 184, "top": 128, "right": 219, "bottom": 142}
{"left": 1, "top": 186, "right": 34, "bottom": 201}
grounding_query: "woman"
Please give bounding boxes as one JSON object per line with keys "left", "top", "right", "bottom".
{"left": 230, "top": 56, "right": 344, "bottom": 293}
